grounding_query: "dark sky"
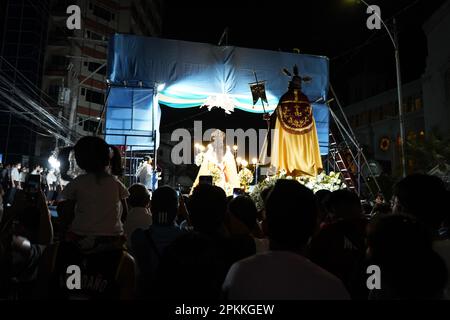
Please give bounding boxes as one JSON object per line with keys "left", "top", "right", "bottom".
{"left": 159, "top": 0, "right": 446, "bottom": 132}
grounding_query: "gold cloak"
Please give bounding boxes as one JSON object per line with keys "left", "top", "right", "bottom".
{"left": 270, "top": 89, "right": 323, "bottom": 177}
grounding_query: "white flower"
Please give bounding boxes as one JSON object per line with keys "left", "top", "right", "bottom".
{"left": 238, "top": 168, "right": 254, "bottom": 185}
{"left": 195, "top": 152, "right": 204, "bottom": 166}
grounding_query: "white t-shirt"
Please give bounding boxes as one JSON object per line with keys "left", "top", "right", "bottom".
{"left": 19, "top": 171, "right": 28, "bottom": 183}
{"left": 223, "top": 250, "right": 351, "bottom": 300}
{"left": 136, "top": 163, "right": 153, "bottom": 189}
{"left": 61, "top": 173, "right": 130, "bottom": 236}
{"left": 47, "top": 171, "right": 57, "bottom": 185}
{"left": 124, "top": 207, "right": 152, "bottom": 247}
{"left": 11, "top": 168, "right": 20, "bottom": 183}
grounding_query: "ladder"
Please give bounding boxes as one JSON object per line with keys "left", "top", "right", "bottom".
{"left": 327, "top": 84, "right": 382, "bottom": 199}
{"left": 328, "top": 132, "right": 356, "bottom": 192}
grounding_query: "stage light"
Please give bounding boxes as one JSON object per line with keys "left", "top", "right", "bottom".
{"left": 157, "top": 83, "right": 166, "bottom": 91}
{"left": 48, "top": 154, "right": 60, "bottom": 170}
{"left": 96, "top": 117, "right": 101, "bottom": 120}
{"left": 252, "top": 158, "right": 257, "bottom": 165}
{"left": 236, "top": 157, "right": 242, "bottom": 164}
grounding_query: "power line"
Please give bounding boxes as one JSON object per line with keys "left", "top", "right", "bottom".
{"left": 0, "top": 56, "right": 67, "bottom": 114}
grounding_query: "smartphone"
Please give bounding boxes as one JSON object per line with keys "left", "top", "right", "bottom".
{"left": 26, "top": 174, "right": 41, "bottom": 194}
{"left": 233, "top": 188, "right": 244, "bottom": 198}
{"left": 199, "top": 175, "right": 213, "bottom": 185}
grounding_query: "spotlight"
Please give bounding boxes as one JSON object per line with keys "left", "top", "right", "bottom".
{"left": 48, "top": 154, "right": 61, "bottom": 170}
{"left": 157, "top": 83, "right": 166, "bottom": 92}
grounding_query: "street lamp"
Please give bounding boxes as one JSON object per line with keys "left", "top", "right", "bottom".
{"left": 348, "top": 0, "right": 407, "bottom": 177}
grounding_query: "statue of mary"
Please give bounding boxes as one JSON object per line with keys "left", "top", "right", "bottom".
{"left": 192, "top": 129, "right": 240, "bottom": 195}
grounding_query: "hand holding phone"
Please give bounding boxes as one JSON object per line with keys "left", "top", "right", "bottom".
{"left": 199, "top": 175, "right": 213, "bottom": 185}
{"left": 233, "top": 188, "right": 244, "bottom": 198}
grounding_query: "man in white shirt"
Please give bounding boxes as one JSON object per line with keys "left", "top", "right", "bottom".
{"left": 222, "top": 179, "right": 350, "bottom": 300}
{"left": 136, "top": 156, "right": 154, "bottom": 191}
{"left": 11, "top": 163, "right": 21, "bottom": 188}
{"left": 46, "top": 169, "right": 57, "bottom": 191}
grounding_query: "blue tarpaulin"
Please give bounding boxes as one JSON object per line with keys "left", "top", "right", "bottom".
{"left": 106, "top": 34, "right": 330, "bottom": 154}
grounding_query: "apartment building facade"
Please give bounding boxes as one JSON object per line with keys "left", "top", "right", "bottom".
{"left": 38, "top": 0, "right": 162, "bottom": 155}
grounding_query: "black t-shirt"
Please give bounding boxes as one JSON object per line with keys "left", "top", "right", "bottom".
{"left": 49, "top": 241, "right": 125, "bottom": 300}
{"left": 309, "top": 218, "right": 369, "bottom": 299}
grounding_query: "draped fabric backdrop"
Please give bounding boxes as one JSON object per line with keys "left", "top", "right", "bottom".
{"left": 105, "top": 34, "right": 330, "bottom": 154}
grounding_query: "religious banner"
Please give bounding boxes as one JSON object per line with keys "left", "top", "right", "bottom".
{"left": 249, "top": 81, "right": 268, "bottom": 105}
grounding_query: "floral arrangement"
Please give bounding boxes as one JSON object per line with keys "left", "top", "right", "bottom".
{"left": 195, "top": 152, "right": 205, "bottom": 166}
{"left": 209, "top": 163, "right": 224, "bottom": 186}
{"left": 250, "top": 170, "right": 346, "bottom": 211}
{"left": 238, "top": 168, "right": 254, "bottom": 187}
{"left": 297, "top": 171, "right": 345, "bottom": 193}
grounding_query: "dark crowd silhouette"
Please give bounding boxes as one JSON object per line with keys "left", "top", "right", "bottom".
{"left": 1, "top": 136, "right": 449, "bottom": 300}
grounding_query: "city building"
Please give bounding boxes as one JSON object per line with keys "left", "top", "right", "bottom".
{"left": 422, "top": 0, "right": 450, "bottom": 136}
{"left": 340, "top": 1, "right": 450, "bottom": 175}
{"left": 341, "top": 79, "right": 424, "bottom": 174}
{"left": 0, "top": 0, "right": 50, "bottom": 165}
{"left": 38, "top": 0, "right": 163, "bottom": 155}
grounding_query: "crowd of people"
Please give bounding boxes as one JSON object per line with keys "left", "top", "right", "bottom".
{"left": 0, "top": 135, "right": 449, "bottom": 300}
{"left": 1, "top": 162, "right": 61, "bottom": 211}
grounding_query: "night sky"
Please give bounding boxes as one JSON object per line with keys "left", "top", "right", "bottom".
{"left": 159, "top": 0, "right": 446, "bottom": 133}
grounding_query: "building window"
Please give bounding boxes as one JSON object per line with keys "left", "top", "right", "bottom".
{"left": 83, "top": 88, "right": 105, "bottom": 104}
{"left": 360, "top": 111, "right": 369, "bottom": 126}
{"left": 414, "top": 97, "right": 422, "bottom": 111}
{"left": 378, "top": 106, "right": 383, "bottom": 121}
{"left": 49, "top": 55, "right": 68, "bottom": 69}
{"left": 86, "top": 61, "right": 107, "bottom": 76}
{"left": 83, "top": 119, "right": 100, "bottom": 132}
{"left": 90, "top": 3, "right": 115, "bottom": 22}
{"left": 383, "top": 103, "right": 392, "bottom": 118}
{"left": 85, "top": 30, "right": 108, "bottom": 41}
{"left": 48, "top": 84, "right": 60, "bottom": 99}
{"left": 393, "top": 102, "right": 399, "bottom": 116}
